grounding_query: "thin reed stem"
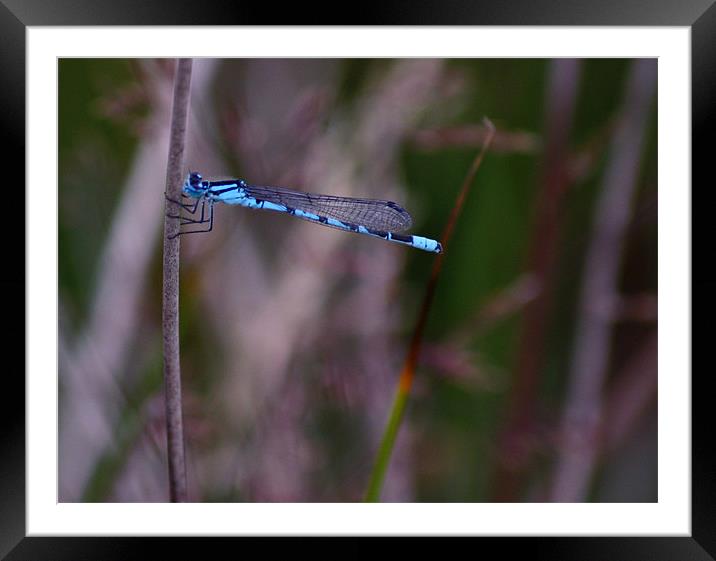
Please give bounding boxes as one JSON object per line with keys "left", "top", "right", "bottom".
{"left": 491, "top": 59, "right": 581, "bottom": 500}
{"left": 364, "top": 118, "right": 495, "bottom": 502}
{"left": 162, "top": 58, "right": 193, "bottom": 502}
{"left": 550, "top": 59, "right": 656, "bottom": 501}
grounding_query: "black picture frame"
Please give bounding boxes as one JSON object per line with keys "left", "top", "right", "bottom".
{"left": 2, "top": 1, "right": 710, "bottom": 558}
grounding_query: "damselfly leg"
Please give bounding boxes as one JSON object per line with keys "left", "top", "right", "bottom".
{"left": 167, "top": 198, "right": 214, "bottom": 239}
{"left": 165, "top": 192, "right": 202, "bottom": 215}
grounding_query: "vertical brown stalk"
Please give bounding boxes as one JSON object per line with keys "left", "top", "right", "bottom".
{"left": 491, "top": 59, "right": 581, "bottom": 501}
{"left": 162, "top": 58, "right": 193, "bottom": 502}
{"left": 550, "top": 59, "right": 657, "bottom": 501}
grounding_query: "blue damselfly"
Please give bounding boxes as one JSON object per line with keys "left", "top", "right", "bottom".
{"left": 167, "top": 172, "right": 442, "bottom": 253}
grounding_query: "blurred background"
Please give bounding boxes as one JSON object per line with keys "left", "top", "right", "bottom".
{"left": 58, "top": 58, "right": 657, "bottom": 502}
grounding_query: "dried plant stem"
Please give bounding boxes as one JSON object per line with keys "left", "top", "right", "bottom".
{"left": 162, "top": 58, "right": 193, "bottom": 502}
{"left": 365, "top": 119, "right": 495, "bottom": 502}
{"left": 550, "top": 59, "right": 656, "bottom": 501}
{"left": 491, "top": 59, "right": 581, "bottom": 500}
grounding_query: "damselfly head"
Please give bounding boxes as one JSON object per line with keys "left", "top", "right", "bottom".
{"left": 184, "top": 171, "right": 207, "bottom": 197}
